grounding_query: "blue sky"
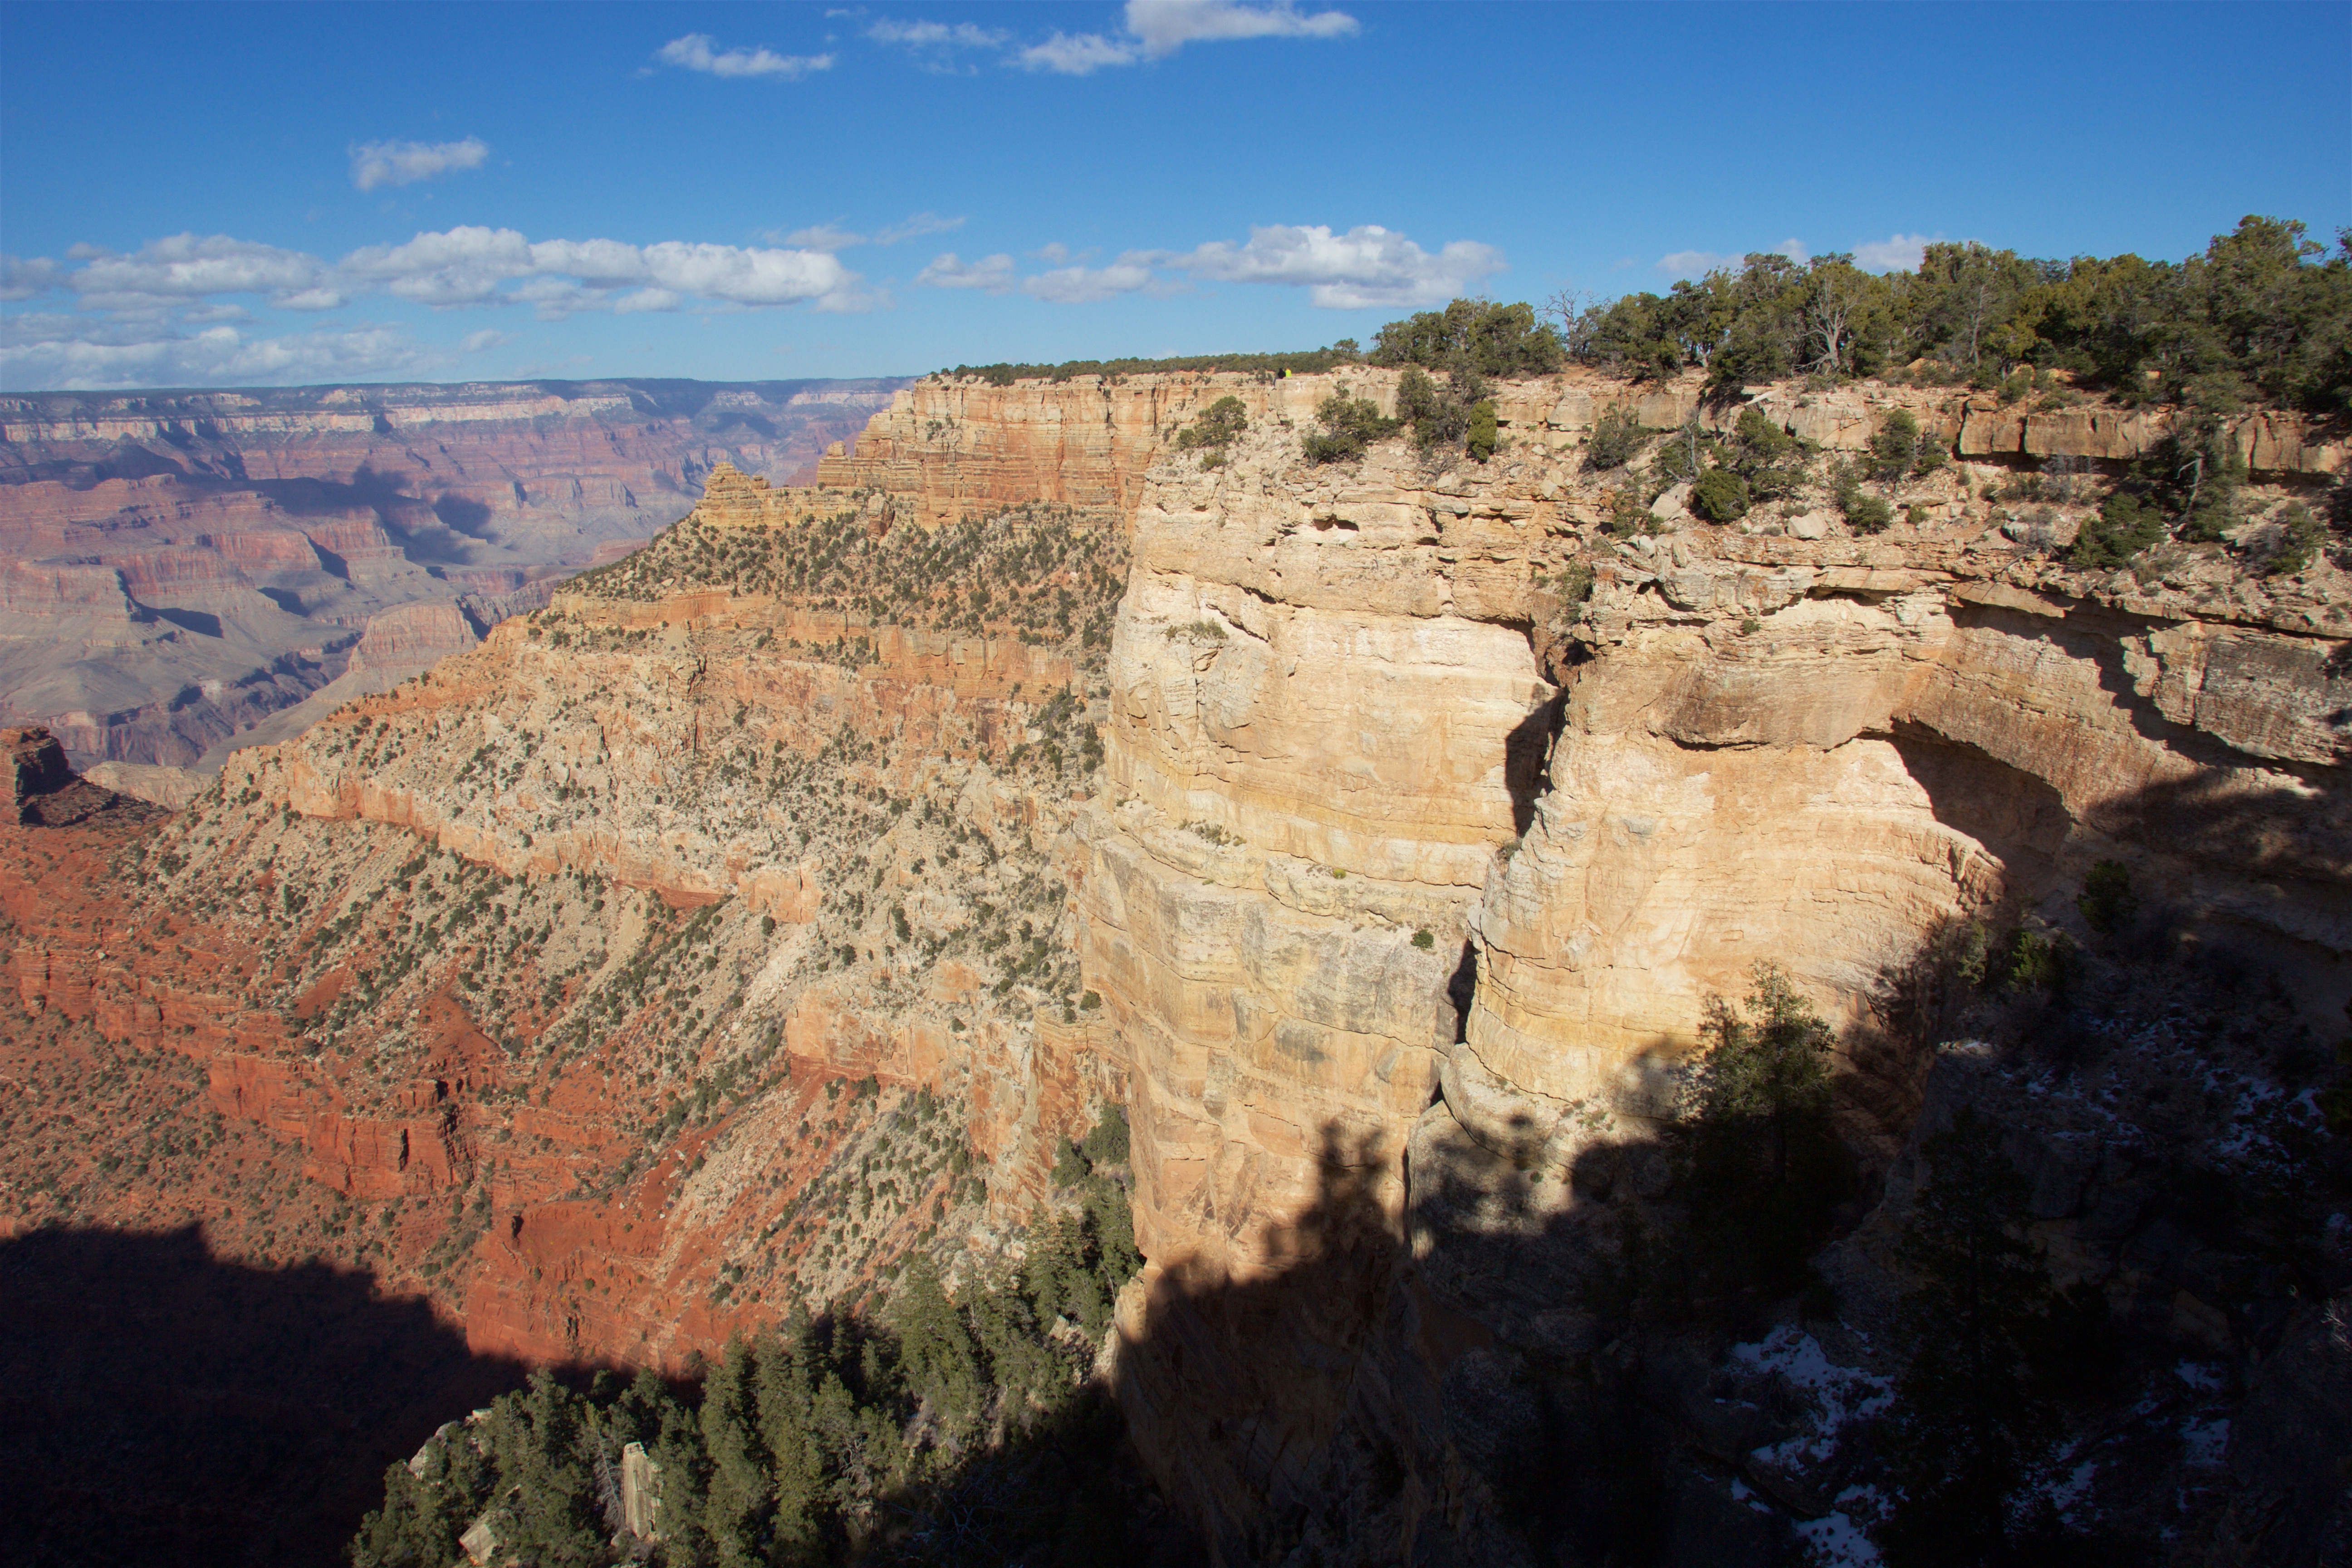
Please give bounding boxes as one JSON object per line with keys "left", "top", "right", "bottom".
{"left": 2, "top": 0, "right": 2346, "bottom": 390}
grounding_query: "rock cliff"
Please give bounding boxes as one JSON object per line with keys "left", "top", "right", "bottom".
{"left": 4, "top": 363, "right": 2347, "bottom": 1563}
{"left": 1068, "top": 369, "right": 2348, "bottom": 1559}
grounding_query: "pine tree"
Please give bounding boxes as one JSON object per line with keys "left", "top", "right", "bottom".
{"left": 699, "top": 1338, "right": 774, "bottom": 1567}
{"left": 1877, "top": 1108, "right": 2061, "bottom": 1567}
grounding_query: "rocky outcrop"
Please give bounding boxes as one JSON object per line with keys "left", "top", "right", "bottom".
{"left": 345, "top": 602, "right": 481, "bottom": 677}
{"left": 1073, "top": 373, "right": 2349, "bottom": 1559}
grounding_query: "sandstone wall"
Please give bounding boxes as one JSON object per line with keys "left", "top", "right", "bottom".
{"left": 1073, "top": 372, "right": 2350, "bottom": 1558}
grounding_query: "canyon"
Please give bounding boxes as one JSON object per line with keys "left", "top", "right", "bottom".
{"left": 4, "top": 363, "right": 2348, "bottom": 1564}
{"left": 0, "top": 377, "right": 905, "bottom": 770}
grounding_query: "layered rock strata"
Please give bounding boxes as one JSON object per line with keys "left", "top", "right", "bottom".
{"left": 1075, "top": 375, "right": 2349, "bottom": 1559}
{"left": 0, "top": 378, "right": 905, "bottom": 766}
{"left": 7, "top": 491, "right": 1126, "bottom": 1369}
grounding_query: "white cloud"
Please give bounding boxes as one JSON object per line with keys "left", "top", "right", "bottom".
{"left": 1022, "top": 256, "right": 1160, "bottom": 304}
{"left": 0, "top": 255, "right": 60, "bottom": 301}
{"left": 866, "top": 18, "right": 1009, "bottom": 49}
{"left": 458, "top": 328, "right": 511, "bottom": 353}
{"left": 1168, "top": 223, "right": 1500, "bottom": 308}
{"left": 335, "top": 225, "right": 859, "bottom": 312}
{"left": 1125, "top": 0, "right": 1357, "bottom": 54}
{"left": 785, "top": 224, "right": 867, "bottom": 252}
{"left": 1017, "top": 32, "right": 1138, "bottom": 73}
{"left": 1655, "top": 250, "right": 1732, "bottom": 279}
{"left": 915, "top": 252, "right": 1017, "bottom": 293}
{"left": 873, "top": 211, "right": 963, "bottom": 245}
{"left": 1019, "top": 1, "right": 1355, "bottom": 72}
{"left": 1, "top": 321, "right": 446, "bottom": 391}
{"left": 613, "top": 288, "right": 681, "bottom": 314}
{"left": 778, "top": 212, "right": 964, "bottom": 251}
{"left": 657, "top": 34, "right": 834, "bottom": 79}
{"left": 918, "top": 222, "right": 1498, "bottom": 308}
{"left": 69, "top": 234, "right": 335, "bottom": 308}
{"left": 1853, "top": 232, "right": 1936, "bottom": 272}
{"left": 636, "top": 240, "right": 848, "bottom": 304}
{"left": 1655, "top": 239, "right": 1808, "bottom": 280}
{"left": 348, "top": 137, "right": 490, "bottom": 192}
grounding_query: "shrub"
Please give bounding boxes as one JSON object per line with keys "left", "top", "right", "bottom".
{"left": 2264, "top": 501, "right": 2325, "bottom": 575}
{"left": 1869, "top": 408, "right": 1948, "bottom": 485}
{"left": 1724, "top": 406, "right": 1812, "bottom": 498}
{"left": 1845, "top": 493, "right": 1894, "bottom": 532}
{"left": 1465, "top": 399, "right": 1499, "bottom": 461}
{"left": 1584, "top": 404, "right": 1647, "bottom": 471}
{"left": 1691, "top": 469, "right": 1751, "bottom": 523}
{"left": 2076, "top": 860, "right": 2136, "bottom": 934}
{"left": 2070, "top": 492, "right": 2166, "bottom": 568}
{"left": 1174, "top": 395, "right": 1248, "bottom": 452}
{"left": 1301, "top": 392, "right": 1395, "bottom": 464}
{"left": 1604, "top": 486, "right": 1654, "bottom": 536}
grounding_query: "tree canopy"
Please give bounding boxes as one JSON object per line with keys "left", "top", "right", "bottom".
{"left": 1562, "top": 216, "right": 2352, "bottom": 413}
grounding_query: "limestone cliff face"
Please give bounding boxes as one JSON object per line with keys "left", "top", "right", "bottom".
{"left": 813, "top": 372, "right": 1397, "bottom": 527}
{"left": 1074, "top": 372, "right": 2350, "bottom": 1558}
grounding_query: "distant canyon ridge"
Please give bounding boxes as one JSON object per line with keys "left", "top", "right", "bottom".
{"left": 0, "top": 378, "right": 908, "bottom": 770}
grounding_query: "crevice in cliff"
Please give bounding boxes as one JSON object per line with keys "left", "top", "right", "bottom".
{"left": 1503, "top": 690, "right": 1567, "bottom": 838}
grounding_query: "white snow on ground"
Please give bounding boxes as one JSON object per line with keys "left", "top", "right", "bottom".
{"left": 2044, "top": 1459, "right": 2099, "bottom": 1522}
{"left": 1726, "top": 1325, "right": 1894, "bottom": 1468}
{"left": 1794, "top": 1487, "right": 1885, "bottom": 1567}
{"left": 2174, "top": 1359, "right": 2225, "bottom": 1394}
{"left": 2180, "top": 1415, "right": 2230, "bottom": 1468}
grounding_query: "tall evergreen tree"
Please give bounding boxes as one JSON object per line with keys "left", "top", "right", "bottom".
{"left": 1878, "top": 1109, "right": 2061, "bottom": 1568}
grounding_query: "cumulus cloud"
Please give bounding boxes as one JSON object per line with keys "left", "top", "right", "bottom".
{"left": 915, "top": 252, "right": 1017, "bottom": 293}
{"left": 0, "top": 255, "right": 60, "bottom": 301}
{"left": 348, "top": 137, "right": 490, "bottom": 192}
{"left": 1018, "top": 0, "right": 1355, "bottom": 72}
{"left": 1655, "top": 239, "right": 1808, "bottom": 280}
{"left": 657, "top": 34, "right": 833, "bottom": 79}
{"left": 1169, "top": 223, "right": 1500, "bottom": 308}
{"left": 334, "top": 225, "right": 861, "bottom": 314}
{"left": 1125, "top": 0, "right": 1357, "bottom": 54}
{"left": 1, "top": 321, "right": 446, "bottom": 392}
{"left": 68, "top": 234, "right": 340, "bottom": 310}
{"left": 15, "top": 225, "right": 865, "bottom": 333}
{"left": 1017, "top": 32, "right": 1140, "bottom": 73}
{"left": 1853, "top": 232, "right": 1937, "bottom": 272}
{"left": 916, "top": 222, "right": 1499, "bottom": 309}
{"left": 1021, "top": 259, "right": 1159, "bottom": 303}
{"left": 458, "top": 328, "right": 511, "bottom": 353}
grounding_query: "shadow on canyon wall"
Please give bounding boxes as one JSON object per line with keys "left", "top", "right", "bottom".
{"left": 1111, "top": 1117, "right": 1744, "bottom": 1568}
{"left": 0, "top": 1224, "right": 530, "bottom": 1568}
